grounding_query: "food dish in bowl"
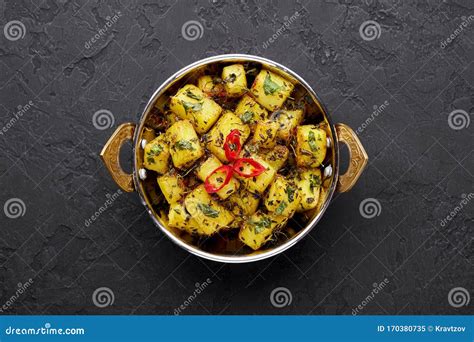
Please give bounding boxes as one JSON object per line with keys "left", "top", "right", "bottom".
{"left": 100, "top": 55, "right": 368, "bottom": 262}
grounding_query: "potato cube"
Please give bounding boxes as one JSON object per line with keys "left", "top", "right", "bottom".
{"left": 157, "top": 173, "right": 184, "bottom": 204}
{"left": 261, "top": 145, "right": 289, "bottom": 171}
{"left": 197, "top": 75, "right": 225, "bottom": 97}
{"left": 167, "top": 120, "right": 204, "bottom": 169}
{"left": 252, "top": 120, "right": 279, "bottom": 148}
{"left": 169, "top": 84, "right": 222, "bottom": 134}
{"left": 276, "top": 109, "right": 304, "bottom": 140}
{"left": 168, "top": 203, "right": 201, "bottom": 234}
{"left": 228, "top": 188, "right": 260, "bottom": 216}
{"left": 234, "top": 94, "right": 268, "bottom": 126}
{"left": 296, "top": 125, "right": 327, "bottom": 167}
{"left": 264, "top": 176, "right": 301, "bottom": 217}
{"left": 184, "top": 185, "right": 234, "bottom": 235}
{"left": 234, "top": 155, "right": 276, "bottom": 194}
{"left": 195, "top": 155, "right": 239, "bottom": 199}
{"left": 143, "top": 135, "right": 170, "bottom": 174}
{"left": 295, "top": 169, "right": 321, "bottom": 212}
{"left": 239, "top": 211, "right": 286, "bottom": 250}
{"left": 206, "top": 111, "right": 250, "bottom": 162}
{"left": 251, "top": 70, "right": 294, "bottom": 111}
{"left": 222, "top": 64, "right": 247, "bottom": 97}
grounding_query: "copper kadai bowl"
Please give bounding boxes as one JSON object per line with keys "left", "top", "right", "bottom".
{"left": 100, "top": 54, "right": 368, "bottom": 263}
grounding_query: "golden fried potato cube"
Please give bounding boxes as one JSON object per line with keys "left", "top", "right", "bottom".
{"left": 234, "top": 94, "right": 268, "bottom": 126}
{"left": 228, "top": 188, "right": 260, "bottom": 216}
{"left": 206, "top": 111, "right": 250, "bottom": 162}
{"left": 143, "top": 135, "right": 170, "bottom": 174}
{"left": 167, "top": 120, "right": 204, "bottom": 169}
{"left": 252, "top": 120, "right": 279, "bottom": 148}
{"left": 197, "top": 75, "right": 225, "bottom": 97}
{"left": 239, "top": 211, "right": 286, "bottom": 250}
{"left": 222, "top": 64, "right": 247, "bottom": 97}
{"left": 261, "top": 145, "right": 289, "bottom": 171}
{"left": 169, "top": 84, "right": 222, "bottom": 134}
{"left": 157, "top": 173, "right": 184, "bottom": 204}
{"left": 184, "top": 185, "right": 234, "bottom": 235}
{"left": 251, "top": 70, "right": 294, "bottom": 111}
{"left": 295, "top": 169, "right": 321, "bottom": 212}
{"left": 234, "top": 155, "right": 276, "bottom": 194}
{"left": 168, "top": 202, "right": 201, "bottom": 234}
{"left": 296, "top": 125, "right": 327, "bottom": 167}
{"left": 276, "top": 109, "right": 304, "bottom": 140}
{"left": 195, "top": 155, "right": 239, "bottom": 199}
{"left": 264, "top": 175, "right": 301, "bottom": 217}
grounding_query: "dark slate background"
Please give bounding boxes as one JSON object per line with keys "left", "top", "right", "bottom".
{"left": 0, "top": 0, "right": 473, "bottom": 315}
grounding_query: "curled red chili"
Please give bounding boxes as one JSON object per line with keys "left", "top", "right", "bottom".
{"left": 204, "top": 165, "right": 233, "bottom": 193}
{"left": 204, "top": 131, "right": 266, "bottom": 194}
{"left": 232, "top": 158, "right": 266, "bottom": 178}
{"left": 224, "top": 129, "right": 242, "bottom": 161}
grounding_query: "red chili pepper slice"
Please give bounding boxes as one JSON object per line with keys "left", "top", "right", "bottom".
{"left": 204, "top": 165, "right": 234, "bottom": 193}
{"left": 224, "top": 129, "right": 242, "bottom": 161}
{"left": 232, "top": 158, "right": 266, "bottom": 178}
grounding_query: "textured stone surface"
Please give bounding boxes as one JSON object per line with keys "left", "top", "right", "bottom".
{"left": 0, "top": 0, "right": 472, "bottom": 315}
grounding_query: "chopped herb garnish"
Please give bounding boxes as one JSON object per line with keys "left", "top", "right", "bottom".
{"left": 227, "top": 73, "right": 237, "bottom": 83}
{"left": 308, "top": 130, "right": 319, "bottom": 152}
{"left": 285, "top": 185, "right": 296, "bottom": 202}
{"left": 182, "top": 100, "right": 202, "bottom": 112}
{"left": 174, "top": 140, "right": 195, "bottom": 151}
{"left": 146, "top": 157, "right": 155, "bottom": 164}
{"left": 149, "top": 144, "right": 163, "bottom": 156}
{"left": 275, "top": 201, "right": 288, "bottom": 215}
{"left": 197, "top": 203, "right": 219, "bottom": 218}
{"left": 263, "top": 72, "right": 283, "bottom": 95}
{"left": 309, "top": 174, "right": 321, "bottom": 191}
{"left": 184, "top": 89, "right": 202, "bottom": 101}
{"left": 250, "top": 216, "right": 272, "bottom": 234}
{"left": 241, "top": 111, "right": 254, "bottom": 124}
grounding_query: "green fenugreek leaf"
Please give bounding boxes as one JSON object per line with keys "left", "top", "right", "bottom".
{"left": 174, "top": 140, "right": 195, "bottom": 151}
{"left": 308, "top": 130, "right": 319, "bottom": 152}
{"left": 263, "top": 72, "right": 283, "bottom": 95}
{"left": 197, "top": 203, "right": 219, "bottom": 218}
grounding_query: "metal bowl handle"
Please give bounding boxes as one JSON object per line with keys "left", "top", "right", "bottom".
{"left": 335, "top": 123, "right": 368, "bottom": 192}
{"left": 100, "top": 123, "right": 136, "bottom": 192}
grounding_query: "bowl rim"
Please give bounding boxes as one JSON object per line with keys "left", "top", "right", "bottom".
{"left": 132, "top": 54, "right": 340, "bottom": 263}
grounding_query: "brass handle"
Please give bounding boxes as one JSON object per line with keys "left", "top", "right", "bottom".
{"left": 100, "top": 123, "right": 136, "bottom": 192}
{"left": 335, "top": 123, "right": 368, "bottom": 193}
